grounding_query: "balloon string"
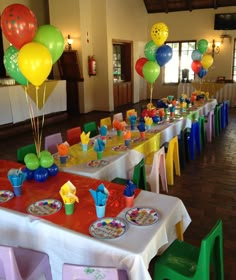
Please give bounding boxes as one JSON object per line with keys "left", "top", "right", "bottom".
{"left": 150, "top": 83, "right": 154, "bottom": 104}
{"left": 35, "top": 87, "right": 41, "bottom": 157}
{"left": 39, "top": 84, "right": 46, "bottom": 153}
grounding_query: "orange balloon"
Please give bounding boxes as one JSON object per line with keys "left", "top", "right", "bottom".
{"left": 18, "top": 42, "right": 52, "bottom": 87}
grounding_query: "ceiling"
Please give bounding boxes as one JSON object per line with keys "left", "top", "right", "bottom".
{"left": 143, "top": 0, "right": 236, "bottom": 13}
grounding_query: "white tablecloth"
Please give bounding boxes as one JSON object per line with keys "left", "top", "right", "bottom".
{"left": 0, "top": 80, "right": 66, "bottom": 125}
{"left": 0, "top": 191, "right": 191, "bottom": 280}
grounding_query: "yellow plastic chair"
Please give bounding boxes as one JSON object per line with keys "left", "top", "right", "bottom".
{"left": 100, "top": 117, "right": 112, "bottom": 130}
{"left": 153, "top": 220, "right": 224, "bottom": 280}
{"left": 165, "top": 136, "right": 181, "bottom": 186}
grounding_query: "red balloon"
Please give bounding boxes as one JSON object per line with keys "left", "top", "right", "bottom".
{"left": 1, "top": 4, "right": 37, "bottom": 50}
{"left": 191, "top": 60, "right": 202, "bottom": 74}
{"left": 135, "top": 57, "right": 148, "bottom": 77}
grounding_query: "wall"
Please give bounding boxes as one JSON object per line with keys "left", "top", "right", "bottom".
{"left": 147, "top": 7, "right": 236, "bottom": 99}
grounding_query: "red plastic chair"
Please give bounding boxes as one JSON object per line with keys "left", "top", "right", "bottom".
{"left": 66, "top": 126, "right": 82, "bottom": 145}
{"left": 62, "top": 263, "right": 129, "bottom": 280}
{"left": 0, "top": 245, "right": 52, "bottom": 280}
{"left": 44, "top": 132, "right": 63, "bottom": 154}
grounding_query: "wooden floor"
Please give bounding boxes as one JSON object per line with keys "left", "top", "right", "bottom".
{"left": 0, "top": 100, "right": 235, "bottom": 279}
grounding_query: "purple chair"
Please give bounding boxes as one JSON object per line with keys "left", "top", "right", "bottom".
{"left": 62, "top": 263, "right": 129, "bottom": 280}
{"left": 0, "top": 245, "right": 52, "bottom": 280}
{"left": 44, "top": 132, "right": 63, "bottom": 154}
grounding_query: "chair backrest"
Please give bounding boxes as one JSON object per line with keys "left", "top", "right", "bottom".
{"left": 132, "top": 158, "right": 147, "bottom": 190}
{"left": 44, "top": 132, "right": 63, "bottom": 154}
{"left": 113, "top": 112, "right": 123, "bottom": 122}
{"left": 62, "top": 263, "right": 128, "bottom": 280}
{"left": 196, "top": 220, "right": 224, "bottom": 279}
{"left": 66, "top": 126, "right": 82, "bottom": 146}
{"left": 17, "top": 143, "right": 37, "bottom": 163}
{"left": 83, "top": 121, "right": 98, "bottom": 138}
{"left": 0, "top": 245, "right": 21, "bottom": 279}
{"left": 100, "top": 117, "right": 112, "bottom": 130}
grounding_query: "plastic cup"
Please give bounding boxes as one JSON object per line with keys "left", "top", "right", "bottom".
{"left": 125, "top": 195, "right": 134, "bottom": 208}
{"left": 82, "top": 144, "right": 88, "bottom": 151}
{"left": 60, "top": 155, "right": 68, "bottom": 164}
{"left": 117, "top": 130, "right": 122, "bottom": 136}
{"left": 140, "top": 131, "right": 146, "bottom": 138}
{"left": 124, "top": 139, "right": 131, "bottom": 147}
{"left": 96, "top": 204, "right": 106, "bottom": 218}
{"left": 65, "top": 203, "right": 74, "bottom": 215}
{"left": 97, "top": 151, "right": 103, "bottom": 160}
{"left": 146, "top": 125, "right": 152, "bottom": 130}
{"left": 13, "top": 185, "right": 22, "bottom": 197}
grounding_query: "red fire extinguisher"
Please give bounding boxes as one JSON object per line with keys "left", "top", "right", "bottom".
{"left": 88, "top": 55, "right": 96, "bottom": 76}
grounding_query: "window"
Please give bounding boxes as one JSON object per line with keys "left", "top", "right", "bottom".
{"left": 164, "top": 41, "right": 196, "bottom": 84}
{"left": 233, "top": 39, "right": 236, "bottom": 81}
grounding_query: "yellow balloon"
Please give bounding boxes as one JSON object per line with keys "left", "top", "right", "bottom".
{"left": 18, "top": 42, "right": 52, "bottom": 87}
{"left": 201, "top": 54, "right": 213, "bottom": 69}
{"left": 151, "top": 22, "right": 169, "bottom": 46}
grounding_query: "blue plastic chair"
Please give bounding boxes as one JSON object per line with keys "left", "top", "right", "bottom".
{"left": 188, "top": 121, "right": 201, "bottom": 160}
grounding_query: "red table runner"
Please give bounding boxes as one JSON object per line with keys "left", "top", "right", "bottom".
{"left": 0, "top": 160, "right": 140, "bottom": 236}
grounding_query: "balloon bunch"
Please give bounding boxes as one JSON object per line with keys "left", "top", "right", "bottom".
{"left": 135, "top": 22, "right": 172, "bottom": 103}
{"left": 191, "top": 39, "right": 214, "bottom": 80}
{"left": 23, "top": 151, "right": 59, "bottom": 182}
{"left": 1, "top": 4, "right": 65, "bottom": 158}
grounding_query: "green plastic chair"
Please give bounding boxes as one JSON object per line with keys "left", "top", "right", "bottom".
{"left": 153, "top": 219, "right": 224, "bottom": 280}
{"left": 83, "top": 121, "right": 98, "bottom": 138}
{"left": 198, "top": 115, "right": 207, "bottom": 149}
{"left": 111, "top": 158, "right": 147, "bottom": 190}
{"left": 17, "top": 143, "right": 37, "bottom": 163}
{"left": 214, "top": 105, "right": 222, "bottom": 137}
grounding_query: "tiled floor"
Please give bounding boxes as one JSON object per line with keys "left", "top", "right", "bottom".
{"left": 0, "top": 101, "right": 235, "bottom": 279}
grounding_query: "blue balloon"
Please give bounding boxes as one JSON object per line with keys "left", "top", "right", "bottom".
{"left": 156, "top": 45, "right": 173, "bottom": 67}
{"left": 22, "top": 167, "right": 34, "bottom": 180}
{"left": 191, "top": 50, "right": 202, "bottom": 61}
{"left": 152, "top": 115, "right": 160, "bottom": 123}
{"left": 47, "top": 163, "right": 59, "bottom": 176}
{"left": 34, "top": 167, "right": 49, "bottom": 182}
{"left": 198, "top": 67, "right": 207, "bottom": 79}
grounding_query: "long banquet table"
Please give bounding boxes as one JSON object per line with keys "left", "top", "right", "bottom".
{"left": 55, "top": 99, "right": 217, "bottom": 181}
{"left": 0, "top": 160, "right": 191, "bottom": 280}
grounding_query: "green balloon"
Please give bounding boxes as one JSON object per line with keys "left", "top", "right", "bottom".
{"left": 33, "top": 24, "right": 64, "bottom": 64}
{"left": 144, "top": 40, "right": 158, "bottom": 61}
{"left": 3, "top": 46, "right": 28, "bottom": 85}
{"left": 40, "top": 154, "right": 54, "bottom": 168}
{"left": 39, "top": 150, "right": 51, "bottom": 158}
{"left": 24, "top": 153, "right": 37, "bottom": 163}
{"left": 142, "top": 61, "right": 160, "bottom": 84}
{"left": 197, "top": 39, "right": 208, "bottom": 54}
{"left": 25, "top": 157, "right": 40, "bottom": 171}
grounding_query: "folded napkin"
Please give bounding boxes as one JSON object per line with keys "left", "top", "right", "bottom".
{"left": 169, "top": 104, "right": 176, "bottom": 113}
{"left": 123, "top": 180, "right": 136, "bottom": 197}
{"left": 137, "top": 122, "right": 146, "bottom": 132}
{"left": 144, "top": 116, "right": 153, "bottom": 126}
{"left": 128, "top": 114, "right": 137, "bottom": 124}
{"left": 99, "top": 125, "right": 108, "bottom": 137}
{"left": 8, "top": 168, "right": 27, "bottom": 186}
{"left": 80, "top": 131, "right": 91, "bottom": 145}
{"left": 93, "top": 138, "right": 105, "bottom": 152}
{"left": 89, "top": 183, "right": 109, "bottom": 206}
{"left": 113, "top": 119, "right": 125, "bottom": 131}
{"left": 59, "top": 180, "right": 79, "bottom": 204}
{"left": 123, "top": 130, "right": 131, "bottom": 140}
{"left": 57, "top": 143, "right": 69, "bottom": 156}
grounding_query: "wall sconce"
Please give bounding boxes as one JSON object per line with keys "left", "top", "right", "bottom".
{"left": 67, "top": 34, "right": 73, "bottom": 50}
{"left": 209, "top": 39, "right": 221, "bottom": 58}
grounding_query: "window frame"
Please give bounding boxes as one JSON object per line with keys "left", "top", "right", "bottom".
{"left": 232, "top": 38, "right": 236, "bottom": 82}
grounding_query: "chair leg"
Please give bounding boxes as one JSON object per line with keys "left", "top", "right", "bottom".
{"left": 159, "top": 154, "right": 168, "bottom": 192}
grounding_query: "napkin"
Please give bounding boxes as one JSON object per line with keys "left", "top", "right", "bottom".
{"left": 99, "top": 125, "right": 108, "bottom": 136}
{"left": 89, "top": 183, "right": 109, "bottom": 206}
{"left": 113, "top": 119, "right": 125, "bottom": 131}
{"left": 137, "top": 122, "right": 146, "bottom": 132}
{"left": 59, "top": 180, "right": 79, "bottom": 204}
{"left": 144, "top": 116, "right": 153, "bottom": 126}
{"left": 123, "top": 180, "right": 136, "bottom": 197}
{"left": 93, "top": 138, "right": 105, "bottom": 152}
{"left": 169, "top": 104, "right": 176, "bottom": 113}
{"left": 8, "top": 168, "right": 27, "bottom": 186}
{"left": 128, "top": 114, "right": 137, "bottom": 124}
{"left": 80, "top": 131, "right": 91, "bottom": 145}
{"left": 123, "top": 130, "right": 131, "bottom": 140}
{"left": 57, "top": 143, "right": 69, "bottom": 156}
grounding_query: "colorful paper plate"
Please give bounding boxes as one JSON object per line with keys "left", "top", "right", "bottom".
{"left": 112, "top": 145, "right": 128, "bottom": 152}
{"left": 125, "top": 207, "right": 160, "bottom": 226}
{"left": 27, "top": 199, "right": 62, "bottom": 216}
{"left": 0, "top": 190, "right": 14, "bottom": 203}
{"left": 89, "top": 217, "right": 127, "bottom": 239}
{"left": 87, "top": 160, "right": 109, "bottom": 168}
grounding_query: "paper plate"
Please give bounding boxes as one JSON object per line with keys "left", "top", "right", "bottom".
{"left": 112, "top": 145, "right": 128, "bottom": 152}
{"left": 89, "top": 217, "right": 127, "bottom": 239}
{"left": 87, "top": 160, "right": 109, "bottom": 168}
{"left": 0, "top": 190, "right": 14, "bottom": 203}
{"left": 125, "top": 207, "right": 160, "bottom": 226}
{"left": 27, "top": 199, "right": 62, "bottom": 216}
